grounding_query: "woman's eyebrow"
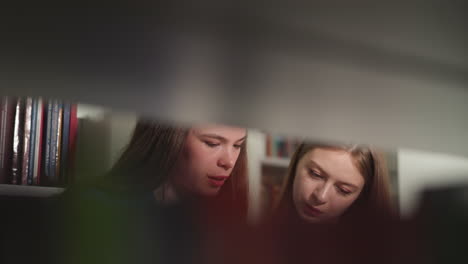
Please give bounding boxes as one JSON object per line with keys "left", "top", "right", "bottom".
{"left": 309, "top": 160, "right": 359, "bottom": 190}
{"left": 336, "top": 181, "right": 359, "bottom": 190}
{"left": 307, "top": 160, "right": 360, "bottom": 190}
{"left": 307, "top": 160, "right": 329, "bottom": 176}
{"left": 200, "top": 134, "right": 226, "bottom": 142}
{"left": 235, "top": 136, "right": 247, "bottom": 143}
{"left": 201, "top": 134, "right": 247, "bottom": 143}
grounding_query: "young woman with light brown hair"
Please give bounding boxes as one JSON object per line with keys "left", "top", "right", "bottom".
{"left": 106, "top": 119, "right": 249, "bottom": 211}
{"left": 57, "top": 119, "right": 249, "bottom": 264}
{"left": 275, "top": 142, "right": 395, "bottom": 224}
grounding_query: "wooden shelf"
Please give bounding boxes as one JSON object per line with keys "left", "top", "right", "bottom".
{"left": 261, "top": 157, "right": 291, "bottom": 168}
{"left": 0, "top": 184, "right": 65, "bottom": 197}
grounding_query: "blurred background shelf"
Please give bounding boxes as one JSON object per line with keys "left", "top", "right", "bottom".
{"left": 0, "top": 184, "right": 64, "bottom": 197}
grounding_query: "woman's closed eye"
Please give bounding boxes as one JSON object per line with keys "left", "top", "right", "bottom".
{"left": 204, "top": 141, "right": 220, "bottom": 148}
{"left": 308, "top": 169, "right": 324, "bottom": 179}
{"left": 337, "top": 187, "right": 352, "bottom": 196}
{"left": 233, "top": 144, "right": 243, "bottom": 149}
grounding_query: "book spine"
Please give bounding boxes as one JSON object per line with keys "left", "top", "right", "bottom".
{"left": 0, "top": 97, "right": 15, "bottom": 183}
{"left": 33, "top": 98, "right": 44, "bottom": 185}
{"left": 27, "top": 98, "right": 38, "bottom": 185}
{"left": 21, "top": 97, "right": 33, "bottom": 185}
{"left": 43, "top": 101, "right": 53, "bottom": 184}
{"left": 11, "top": 98, "right": 25, "bottom": 184}
{"left": 55, "top": 102, "right": 63, "bottom": 184}
{"left": 5, "top": 98, "right": 16, "bottom": 183}
{"left": 277, "top": 136, "right": 285, "bottom": 157}
{"left": 67, "top": 104, "right": 78, "bottom": 184}
{"left": 271, "top": 135, "right": 278, "bottom": 158}
{"left": 60, "top": 102, "right": 71, "bottom": 185}
{"left": 284, "top": 139, "right": 291, "bottom": 158}
{"left": 0, "top": 97, "right": 7, "bottom": 183}
{"left": 49, "top": 100, "right": 59, "bottom": 185}
{"left": 280, "top": 137, "right": 287, "bottom": 158}
{"left": 265, "top": 134, "right": 272, "bottom": 157}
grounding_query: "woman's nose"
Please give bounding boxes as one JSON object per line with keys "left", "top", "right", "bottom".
{"left": 312, "top": 182, "right": 332, "bottom": 205}
{"left": 217, "top": 148, "right": 235, "bottom": 170}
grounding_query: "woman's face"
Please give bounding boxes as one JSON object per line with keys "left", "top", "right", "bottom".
{"left": 292, "top": 148, "right": 365, "bottom": 223}
{"left": 171, "top": 125, "right": 247, "bottom": 197}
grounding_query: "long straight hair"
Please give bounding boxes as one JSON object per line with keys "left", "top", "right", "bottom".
{"left": 104, "top": 119, "right": 249, "bottom": 206}
{"left": 275, "top": 142, "right": 395, "bottom": 221}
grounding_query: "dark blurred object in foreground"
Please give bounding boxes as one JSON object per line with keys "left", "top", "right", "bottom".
{"left": 2, "top": 183, "right": 468, "bottom": 264}
{"left": 415, "top": 184, "right": 468, "bottom": 264}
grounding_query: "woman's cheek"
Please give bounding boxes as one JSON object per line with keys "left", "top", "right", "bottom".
{"left": 293, "top": 175, "right": 310, "bottom": 201}
{"left": 300, "top": 174, "right": 317, "bottom": 194}
{"left": 335, "top": 196, "right": 358, "bottom": 214}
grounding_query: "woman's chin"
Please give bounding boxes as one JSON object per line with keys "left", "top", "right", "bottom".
{"left": 299, "top": 213, "right": 339, "bottom": 224}
{"left": 300, "top": 214, "right": 323, "bottom": 224}
{"left": 199, "top": 186, "right": 222, "bottom": 197}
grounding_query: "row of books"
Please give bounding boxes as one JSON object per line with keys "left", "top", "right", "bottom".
{"left": 265, "top": 135, "right": 301, "bottom": 158}
{"left": 0, "top": 97, "right": 78, "bottom": 186}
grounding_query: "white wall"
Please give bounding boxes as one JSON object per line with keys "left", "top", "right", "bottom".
{"left": 76, "top": 104, "right": 107, "bottom": 121}
{"left": 398, "top": 149, "right": 468, "bottom": 218}
{"left": 108, "top": 112, "right": 138, "bottom": 167}
{"left": 246, "top": 129, "right": 266, "bottom": 224}
{"left": 4, "top": 1, "right": 468, "bottom": 158}
{"left": 75, "top": 104, "right": 137, "bottom": 178}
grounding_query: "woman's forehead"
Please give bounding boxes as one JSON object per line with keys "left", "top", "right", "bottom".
{"left": 302, "top": 148, "right": 365, "bottom": 186}
{"left": 192, "top": 125, "right": 247, "bottom": 137}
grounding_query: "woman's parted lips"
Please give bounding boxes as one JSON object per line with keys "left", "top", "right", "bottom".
{"left": 207, "top": 175, "right": 229, "bottom": 187}
{"left": 207, "top": 175, "right": 229, "bottom": 181}
{"left": 303, "top": 203, "right": 324, "bottom": 217}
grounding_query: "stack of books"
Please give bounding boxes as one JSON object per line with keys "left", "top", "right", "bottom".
{"left": 0, "top": 96, "right": 78, "bottom": 186}
{"left": 265, "top": 135, "right": 301, "bottom": 159}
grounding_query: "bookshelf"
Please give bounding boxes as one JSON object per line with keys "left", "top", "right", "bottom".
{"left": 0, "top": 97, "right": 79, "bottom": 191}
{"left": 247, "top": 132, "right": 295, "bottom": 220}
{"left": 0, "top": 184, "right": 64, "bottom": 197}
{"left": 247, "top": 130, "right": 294, "bottom": 222}
{"left": 261, "top": 161, "right": 289, "bottom": 215}
{"left": 0, "top": 98, "right": 125, "bottom": 196}
{"left": 0, "top": 99, "right": 138, "bottom": 197}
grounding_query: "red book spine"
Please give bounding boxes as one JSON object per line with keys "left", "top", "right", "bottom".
{"left": 265, "top": 134, "right": 272, "bottom": 157}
